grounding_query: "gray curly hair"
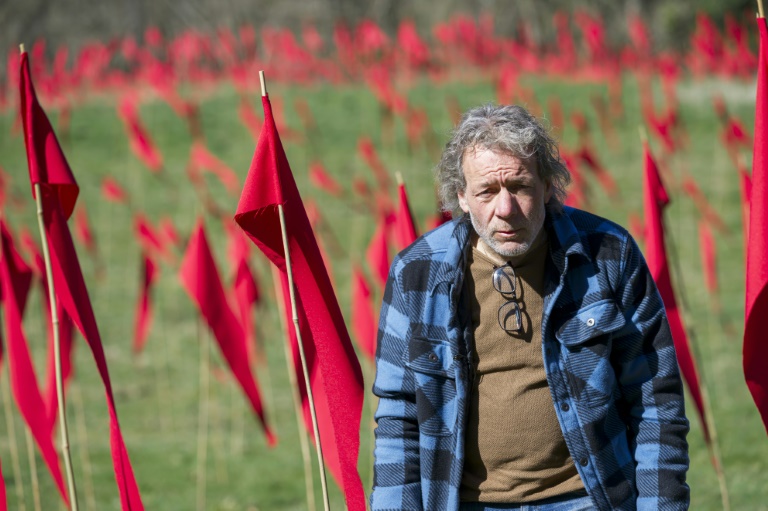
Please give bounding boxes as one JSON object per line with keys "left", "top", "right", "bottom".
{"left": 435, "top": 103, "right": 571, "bottom": 214}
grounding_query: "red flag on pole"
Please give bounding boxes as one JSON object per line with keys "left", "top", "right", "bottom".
{"left": 642, "top": 140, "right": 709, "bottom": 441}
{"left": 351, "top": 265, "right": 377, "bottom": 360}
{"left": 698, "top": 220, "right": 718, "bottom": 295}
{"left": 235, "top": 94, "right": 365, "bottom": 511}
{"left": 133, "top": 253, "right": 158, "bottom": 354}
{"left": 366, "top": 214, "right": 392, "bottom": 288}
{"left": 393, "top": 181, "right": 418, "bottom": 250}
{"left": 179, "top": 219, "right": 275, "bottom": 445}
{"left": 744, "top": 14, "right": 768, "bottom": 434}
{"left": 0, "top": 221, "right": 68, "bottom": 504}
{"left": 118, "top": 95, "right": 163, "bottom": 173}
{"left": 19, "top": 50, "right": 145, "bottom": 510}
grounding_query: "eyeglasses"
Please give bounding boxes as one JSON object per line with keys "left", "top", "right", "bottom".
{"left": 493, "top": 263, "right": 522, "bottom": 334}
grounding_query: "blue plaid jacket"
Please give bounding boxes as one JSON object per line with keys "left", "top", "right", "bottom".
{"left": 371, "top": 207, "right": 689, "bottom": 511}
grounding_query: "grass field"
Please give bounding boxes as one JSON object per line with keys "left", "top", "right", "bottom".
{"left": 0, "top": 72, "right": 767, "bottom": 510}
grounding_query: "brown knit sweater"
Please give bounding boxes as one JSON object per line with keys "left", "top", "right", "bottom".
{"left": 459, "top": 233, "right": 584, "bottom": 503}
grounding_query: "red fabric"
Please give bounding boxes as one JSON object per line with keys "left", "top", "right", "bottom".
{"left": 394, "top": 182, "right": 418, "bottom": 250}
{"left": 738, "top": 161, "right": 752, "bottom": 255}
{"left": 19, "top": 51, "right": 146, "bottom": 510}
{"left": 179, "top": 220, "right": 275, "bottom": 445}
{"left": 43, "top": 301, "right": 74, "bottom": 436}
{"left": 0, "top": 221, "right": 68, "bottom": 504}
{"left": 309, "top": 161, "right": 344, "bottom": 197}
{"left": 74, "top": 204, "right": 96, "bottom": 253}
{"left": 102, "top": 176, "right": 128, "bottom": 203}
{"left": 118, "top": 95, "right": 163, "bottom": 172}
{"left": 358, "top": 137, "right": 391, "bottom": 192}
{"left": 576, "top": 145, "right": 618, "bottom": 198}
{"left": 235, "top": 95, "right": 365, "bottom": 511}
{"left": 233, "top": 255, "right": 260, "bottom": 364}
{"left": 680, "top": 176, "right": 728, "bottom": 234}
{"left": 366, "top": 214, "right": 392, "bottom": 288}
{"left": 19, "top": 52, "right": 78, "bottom": 220}
{"left": 190, "top": 142, "right": 240, "bottom": 195}
{"left": 351, "top": 265, "right": 377, "bottom": 360}
{"left": 698, "top": 220, "right": 718, "bottom": 295}
{"left": 0, "top": 458, "right": 6, "bottom": 511}
{"left": 745, "top": 18, "right": 768, "bottom": 434}
{"left": 133, "top": 253, "right": 158, "bottom": 354}
{"left": 239, "top": 95, "right": 263, "bottom": 143}
{"left": 642, "top": 141, "right": 709, "bottom": 442}
{"left": 134, "top": 214, "right": 172, "bottom": 263}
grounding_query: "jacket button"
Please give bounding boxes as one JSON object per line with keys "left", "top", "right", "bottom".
{"left": 586, "top": 318, "right": 595, "bottom": 327}
{"left": 560, "top": 402, "right": 570, "bottom": 412}
{"left": 428, "top": 353, "right": 438, "bottom": 362}
{"left": 580, "top": 457, "right": 588, "bottom": 466}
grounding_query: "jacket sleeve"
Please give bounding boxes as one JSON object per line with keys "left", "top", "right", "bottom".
{"left": 612, "top": 236, "right": 690, "bottom": 510}
{"left": 370, "top": 257, "right": 423, "bottom": 511}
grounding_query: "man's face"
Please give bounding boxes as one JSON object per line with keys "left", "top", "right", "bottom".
{"left": 457, "top": 147, "right": 553, "bottom": 260}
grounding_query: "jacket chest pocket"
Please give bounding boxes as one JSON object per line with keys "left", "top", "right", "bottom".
{"left": 406, "top": 337, "right": 458, "bottom": 437}
{"left": 555, "top": 300, "right": 625, "bottom": 406}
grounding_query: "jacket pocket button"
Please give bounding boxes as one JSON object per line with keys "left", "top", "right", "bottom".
{"left": 580, "top": 457, "right": 588, "bottom": 466}
{"left": 428, "top": 353, "right": 438, "bottom": 362}
{"left": 560, "top": 402, "right": 570, "bottom": 412}
{"left": 586, "top": 318, "right": 595, "bottom": 327}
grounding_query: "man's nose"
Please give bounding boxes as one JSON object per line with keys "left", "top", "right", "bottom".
{"left": 495, "top": 190, "right": 518, "bottom": 218}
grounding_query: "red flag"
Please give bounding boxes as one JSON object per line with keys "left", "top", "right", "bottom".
{"left": 0, "top": 459, "right": 6, "bottom": 511}
{"left": 19, "top": 50, "right": 145, "bottom": 510}
{"left": 738, "top": 160, "right": 752, "bottom": 255}
{"left": 0, "top": 221, "right": 68, "bottom": 504}
{"left": 118, "top": 95, "right": 163, "bottom": 172}
{"left": 744, "top": 16, "right": 768, "bottom": 433}
{"left": 642, "top": 141, "right": 709, "bottom": 441}
{"left": 366, "top": 214, "right": 391, "bottom": 288}
{"left": 133, "top": 253, "right": 158, "bottom": 354}
{"left": 680, "top": 176, "right": 728, "bottom": 234}
{"left": 308, "top": 161, "right": 344, "bottom": 197}
{"left": 74, "top": 204, "right": 96, "bottom": 254}
{"left": 576, "top": 145, "right": 618, "bottom": 198}
{"left": 239, "top": 95, "right": 263, "bottom": 143}
{"left": 179, "top": 220, "right": 275, "bottom": 445}
{"left": 190, "top": 142, "right": 240, "bottom": 195}
{"left": 101, "top": 176, "right": 128, "bottom": 204}
{"left": 351, "top": 265, "right": 376, "bottom": 360}
{"left": 233, "top": 255, "right": 261, "bottom": 364}
{"left": 235, "top": 94, "right": 365, "bottom": 511}
{"left": 134, "top": 214, "right": 172, "bottom": 263}
{"left": 358, "top": 137, "right": 391, "bottom": 192}
{"left": 394, "top": 182, "right": 418, "bottom": 250}
{"left": 698, "top": 220, "right": 718, "bottom": 295}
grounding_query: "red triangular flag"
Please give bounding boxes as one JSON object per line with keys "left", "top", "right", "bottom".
{"left": 20, "top": 50, "right": 145, "bottom": 510}
{"left": 744, "top": 15, "right": 768, "bottom": 434}
{"left": 309, "top": 161, "right": 344, "bottom": 197}
{"left": 0, "top": 221, "right": 68, "bottom": 504}
{"left": 351, "top": 265, "right": 377, "bottom": 360}
{"left": 366, "top": 214, "right": 392, "bottom": 288}
{"left": 118, "top": 95, "right": 163, "bottom": 172}
{"left": 394, "top": 182, "right": 418, "bottom": 250}
{"left": 233, "top": 255, "right": 261, "bottom": 364}
{"left": 642, "top": 141, "right": 709, "bottom": 442}
{"left": 235, "top": 94, "right": 365, "bottom": 511}
{"left": 698, "top": 220, "right": 718, "bottom": 295}
{"left": 133, "top": 252, "right": 158, "bottom": 354}
{"left": 179, "top": 220, "right": 275, "bottom": 445}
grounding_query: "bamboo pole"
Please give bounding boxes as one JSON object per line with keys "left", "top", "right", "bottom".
{"left": 260, "top": 70, "right": 331, "bottom": 511}
{"left": 23, "top": 429, "right": 41, "bottom": 511}
{"left": 1, "top": 367, "right": 27, "bottom": 511}
{"left": 640, "top": 131, "right": 731, "bottom": 511}
{"left": 195, "top": 319, "right": 210, "bottom": 511}
{"left": 32, "top": 177, "right": 79, "bottom": 509}
{"left": 271, "top": 265, "right": 316, "bottom": 511}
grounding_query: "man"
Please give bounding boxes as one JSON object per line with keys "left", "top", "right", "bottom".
{"left": 370, "top": 104, "right": 689, "bottom": 511}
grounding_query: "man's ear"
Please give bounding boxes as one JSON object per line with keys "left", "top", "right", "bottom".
{"left": 458, "top": 190, "right": 469, "bottom": 214}
{"left": 544, "top": 180, "right": 554, "bottom": 203}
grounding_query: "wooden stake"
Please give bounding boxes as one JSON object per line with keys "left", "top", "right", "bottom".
{"left": 195, "top": 319, "right": 210, "bottom": 511}
{"left": 24, "top": 429, "right": 41, "bottom": 511}
{"left": 1, "top": 368, "right": 27, "bottom": 511}
{"left": 261, "top": 69, "right": 332, "bottom": 511}
{"left": 271, "top": 265, "right": 316, "bottom": 511}
{"left": 759, "top": 0, "right": 765, "bottom": 19}
{"left": 33, "top": 180, "right": 79, "bottom": 510}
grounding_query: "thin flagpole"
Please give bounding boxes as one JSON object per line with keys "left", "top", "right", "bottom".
{"left": 23, "top": 429, "right": 41, "bottom": 511}
{"left": 271, "top": 265, "right": 316, "bottom": 511}
{"left": 70, "top": 383, "right": 97, "bottom": 511}
{"left": 33, "top": 179, "right": 79, "bottom": 510}
{"left": 639, "top": 128, "right": 731, "bottom": 511}
{"left": 260, "top": 69, "right": 331, "bottom": 511}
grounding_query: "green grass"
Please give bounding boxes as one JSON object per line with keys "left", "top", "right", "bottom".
{"left": 0, "top": 72, "right": 766, "bottom": 510}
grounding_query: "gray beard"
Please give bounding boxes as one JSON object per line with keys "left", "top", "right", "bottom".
{"left": 467, "top": 211, "right": 533, "bottom": 259}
